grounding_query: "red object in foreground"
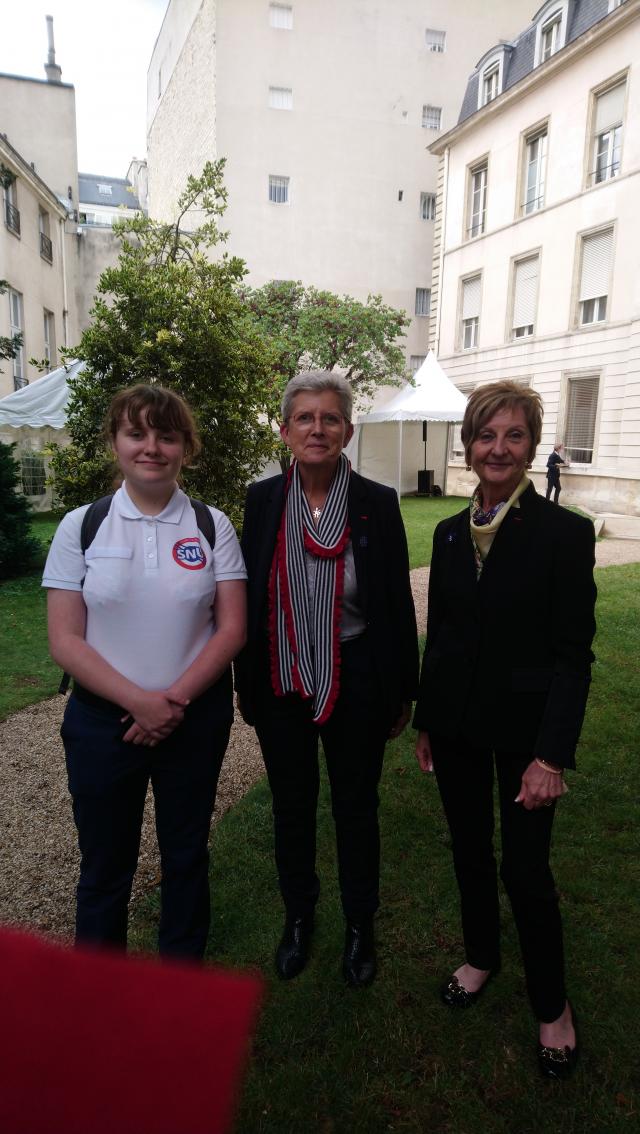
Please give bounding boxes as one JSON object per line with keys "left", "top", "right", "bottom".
{"left": 0, "top": 927, "right": 262, "bottom": 1134}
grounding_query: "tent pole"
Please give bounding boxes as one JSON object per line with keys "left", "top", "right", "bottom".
{"left": 397, "top": 419, "right": 403, "bottom": 498}
{"left": 443, "top": 422, "right": 451, "bottom": 497}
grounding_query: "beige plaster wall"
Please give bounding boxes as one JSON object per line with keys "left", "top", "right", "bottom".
{"left": 0, "top": 75, "right": 79, "bottom": 208}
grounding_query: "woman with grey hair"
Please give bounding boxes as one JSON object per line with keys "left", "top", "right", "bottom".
{"left": 235, "top": 370, "right": 418, "bottom": 987}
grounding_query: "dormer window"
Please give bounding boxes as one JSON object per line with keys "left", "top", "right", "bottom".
{"left": 482, "top": 63, "right": 500, "bottom": 106}
{"left": 534, "top": 2, "right": 569, "bottom": 66}
{"left": 540, "top": 13, "right": 561, "bottom": 60}
{"left": 475, "top": 46, "right": 509, "bottom": 111}
{"left": 97, "top": 183, "right": 113, "bottom": 196}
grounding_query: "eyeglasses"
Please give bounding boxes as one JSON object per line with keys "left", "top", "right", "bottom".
{"left": 290, "top": 412, "right": 346, "bottom": 430}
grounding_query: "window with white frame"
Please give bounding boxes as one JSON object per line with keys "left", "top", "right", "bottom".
{"left": 522, "top": 127, "right": 547, "bottom": 214}
{"left": 564, "top": 374, "right": 599, "bottom": 463}
{"left": 409, "top": 355, "right": 426, "bottom": 373}
{"left": 97, "top": 183, "right": 112, "bottom": 196}
{"left": 269, "top": 175, "right": 290, "bottom": 204}
{"left": 268, "top": 86, "right": 293, "bottom": 110}
{"left": 511, "top": 255, "right": 539, "bottom": 339}
{"left": 467, "top": 161, "right": 487, "bottom": 238}
{"left": 461, "top": 276, "right": 481, "bottom": 349}
{"left": 578, "top": 228, "right": 613, "bottom": 326}
{"left": 608, "top": 0, "right": 626, "bottom": 11}
{"left": 415, "top": 288, "right": 431, "bottom": 317}
{"left": 43, "top": 309, "right": 55, "bottom": 366}
{"left": 8, "top": 288, "right": 25, "bottom": 388}
{"left": 540, "top": 12, "right": 561, "bottom": 60}
{"left": 425, "top": 28, "right": 446, "bottom": 53}
{"left": 450, "top": 384, "right": 476, "bottom": 459}
{"left": 482, "top": 63, "right": 500, "bottom": 106}
{"left": 422, "top": 105, "right": 442, "bottom": 130}
{"left": 419, "top": 192, "right": 436, "bottom": 220}
{"left": 591, "top": 80, "right": 625, "bottom": 185}
{"left": 269, "top": 3, "right": 293, "bottom": 29}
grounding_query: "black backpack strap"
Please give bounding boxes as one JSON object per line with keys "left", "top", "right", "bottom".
{"left": 60, "top": 494, "right": 114, "bottom": 695}
{"left": 60, "top": 494, "right": 215, "bottom": 695}
{"left": 190, "top": 498, "right": 216, "bottom": 549}
{"left": 80, "top": 494, "right": 114, "bottom": 553}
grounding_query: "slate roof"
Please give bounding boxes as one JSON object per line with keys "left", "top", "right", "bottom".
{"left": 458, "top": 0, "right": 611, "bottom": 124}
{"left": 78, "top": 173, "right": 141, "bottom": 210}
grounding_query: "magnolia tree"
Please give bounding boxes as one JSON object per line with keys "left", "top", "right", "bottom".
{"left": 49, "top": 162, "right": 278, "bottom": 526}
{"left": 240, "top": 280, "right": 411, "bottom": 467}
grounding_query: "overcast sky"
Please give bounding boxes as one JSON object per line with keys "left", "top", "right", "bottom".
{"left": 0, "top": 0, "right": 168, "bottom": 176}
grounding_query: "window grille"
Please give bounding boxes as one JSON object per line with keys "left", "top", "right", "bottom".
{"left": 269, "top": 175, "right": 289, "bottom": 204}
{"left": 20, "top": 452, "right": 46, "bottom": 496}
{"left": 268, "top": 86, "right": 293, "bottom": 110}
{"left": 419, "top": 192, "right": 436, "bottom": 220}
{"left": 270, "top": 3, "right": 293, "bottom": 29}
{"left": 425, "top": 29, "right": 446, "bottom": 53}
{"left": 415, "top": 288, "right": 431, "bottom": 317}
{"left": 422, "top": 105, "right": 442, "bottom": 130}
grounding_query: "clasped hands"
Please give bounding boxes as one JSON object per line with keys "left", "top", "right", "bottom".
{"left": 121, "top": 689, "right": 190, "bottom": 747}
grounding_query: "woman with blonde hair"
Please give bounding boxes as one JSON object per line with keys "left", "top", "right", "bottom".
{"left": 414, "top": 379, "right": 596, "bottom": 1078}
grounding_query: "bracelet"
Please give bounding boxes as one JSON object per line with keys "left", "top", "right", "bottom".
{"left": 535, "top": 757, "right": 563, "bottom": 775}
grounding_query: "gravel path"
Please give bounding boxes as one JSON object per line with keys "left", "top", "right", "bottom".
{"left": 0, "top": 538, "right": 637, "bottom": 941}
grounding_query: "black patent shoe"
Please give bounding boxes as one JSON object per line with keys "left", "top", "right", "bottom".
{"left": 275, "top": 914, "right": 313, "bottom": 980}
{"left": 343, "top": 920, "right": 376, "bottom": 988}
{"left": 537, "top": 1007, "right": 579, "bottom": 1080}
{"left": 440, "top": 967, "right": 497, "bottom": 1008}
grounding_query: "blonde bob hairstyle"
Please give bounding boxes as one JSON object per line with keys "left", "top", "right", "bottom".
{"left": 460, "top": 380, "right": 543, "bottom": 468}
{"left": 105, "top": 384, "right": 201, "bottom": 464}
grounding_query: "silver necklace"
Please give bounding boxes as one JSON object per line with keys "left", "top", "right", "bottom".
{"left": 312, "top": 506, "right": 322, "bottom": 522}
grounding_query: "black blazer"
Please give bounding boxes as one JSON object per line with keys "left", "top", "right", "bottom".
{"left": 413, "top": 483, "right": 596, "bottom": 769}
{"left": 235, "top": 470, "right": 419, "bottom": 725}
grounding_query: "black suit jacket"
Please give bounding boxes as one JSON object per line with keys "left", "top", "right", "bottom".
{"left": 234, "top": 470, "right": 419, "bottom": 725}
{"left": 413, "top": 483, "right": 596, "bottom": 768}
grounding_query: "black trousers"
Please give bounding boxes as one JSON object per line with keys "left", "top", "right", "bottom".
{"left": 62, "top": 678, "right": 232, "bottom": 958}
{"left": 430, "top": 733, "right": 566, "bottom": 1023}
{"left": 253, "top": 634, "right": 392, "bottom": 923}
{"left": 545, "top": 477, "right": 561, "bottom": 503}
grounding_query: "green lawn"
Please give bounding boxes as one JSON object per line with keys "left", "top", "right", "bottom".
{"left": 2, "top": 503, "right": 639, "bottom": 1130}
{"left": 127, "top": 536, "right": 634, "bottom": 1131}
{"left": 0, "top": 514, "right": 61, "bottom": 719}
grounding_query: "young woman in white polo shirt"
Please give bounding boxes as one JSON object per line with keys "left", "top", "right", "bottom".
{"left": 43, "top": 385, "right": 247, "bottom": 958}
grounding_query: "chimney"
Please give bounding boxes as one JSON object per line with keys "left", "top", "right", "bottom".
{"left": 44, "top": 15, "right": 62, "bottom": 83}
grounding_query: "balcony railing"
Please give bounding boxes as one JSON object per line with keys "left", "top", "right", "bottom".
{"left": 5, "top": 201, "right": 20, "bottom": 235}
{"left": 40, "top": 230, "right": 53, "bottom": 262}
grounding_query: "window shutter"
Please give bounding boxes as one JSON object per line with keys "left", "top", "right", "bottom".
{"left": 595, "top": 83, "right": 625, "bottom": 133}
{"left": 462, "top": 276, "right": 481, "bottom": 319}
{"left": 512, "top": 256, "right": 539, "bottom": 328}
{"left": 566, "top": 377, "right": 599, "bottom": 456}
{"left": 579, "top": 229, "right": 613, "bottom": 301}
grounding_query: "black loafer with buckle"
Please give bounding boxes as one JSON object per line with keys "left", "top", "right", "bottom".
{"left": 440, "top": 968, "right": 497, "bottom": 1008}
{"left": 537, "top": 1006, "right": 579, "bottom": 1080}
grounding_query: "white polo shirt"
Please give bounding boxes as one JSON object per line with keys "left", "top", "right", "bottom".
{"left": 43, "top": 485, "right": 247, "bottom": 690}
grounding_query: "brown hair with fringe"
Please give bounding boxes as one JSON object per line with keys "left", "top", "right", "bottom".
{"left": 460, "top": 380, "right": 543, "bottom": 467}
{"left": 105, "top": 384, "right": 201, "bottom": 464}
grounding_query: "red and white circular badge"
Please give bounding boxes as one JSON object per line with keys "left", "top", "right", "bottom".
{"left": 172, "top": 537, "right": 207, "bottom": 570}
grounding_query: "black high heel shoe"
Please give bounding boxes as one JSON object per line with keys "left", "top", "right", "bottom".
{"left": 440, "top": 967, "right": 498, "bottom": 1008}
{"left": 537, "top": 1005, "right": 579, "bottom": 1080}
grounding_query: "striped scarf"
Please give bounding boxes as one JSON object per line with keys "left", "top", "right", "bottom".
{"left": 269, "top": 454, "right": 351, "bottom": 724}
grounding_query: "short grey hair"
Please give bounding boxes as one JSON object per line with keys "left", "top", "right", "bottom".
{"left": 281, "top": 370, "right": 353, "bottom": 423}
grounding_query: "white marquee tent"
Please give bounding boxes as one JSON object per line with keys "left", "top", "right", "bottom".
{"left": 350, "top": 351, "right": 467, "bottom": 495}
{"left": 0, "top": 361, "right": 83, "bottom": 510}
